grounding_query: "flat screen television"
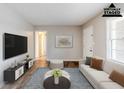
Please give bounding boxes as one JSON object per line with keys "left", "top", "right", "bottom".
{"left": 4, "top": 33, "right": 27, "bottom": 59}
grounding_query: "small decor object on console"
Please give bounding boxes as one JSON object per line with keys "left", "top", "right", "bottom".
{"left": 26, "top": 54, "right": 30, "bottom": 61}
{"left": 52, "top": 69, "right": 62, "bottom": 85}
{"left": 10, "top": 63, "right": 15, "bottom": 68}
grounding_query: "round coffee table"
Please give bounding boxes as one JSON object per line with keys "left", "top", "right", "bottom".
{"left": 43, "top": 70, "right": 71, "bottom": 89}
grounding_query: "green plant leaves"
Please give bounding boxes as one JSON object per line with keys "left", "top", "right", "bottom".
{"left": 52, "top": 69, "right": 62, "bottom": 78}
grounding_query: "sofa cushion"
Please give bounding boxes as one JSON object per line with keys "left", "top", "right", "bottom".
{"left": 100, "top": 82, "right": 123, "bottom": 89}
{"left": 87, "top": 70, "right": 112, "bottom": 82}
{"left": 85, "top": 57, "right": 92, "bottom": 65}
{"left": 82, "top": 66, "right": 112, "bottom": 88}
{"left": 90, "top": 58, "right": 103, "bottom": 70}
{"left": 109, "top": 70, "right": 124, "bottom": 87}
{"left": 103, "top": 60, "right": 124, "bottom": 74}
{"left": 80, "top": 64, "right": 97, "bottom": 72}
{"left": 80, "top": 64, "right": 102, "bottom": 88}
{"left": 81, "top": 64, "right": 112, "bottom": 81}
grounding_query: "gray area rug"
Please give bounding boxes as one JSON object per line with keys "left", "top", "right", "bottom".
{"left": 22, "top": 68, "right": 93, "bottom": 89}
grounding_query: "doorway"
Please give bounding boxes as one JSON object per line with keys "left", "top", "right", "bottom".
{"left": 35, "top": 31, "right": 48, "bottom": 67}
{"left": 35, "top": 31, "right": 47, "bottom": 59}
{"left": 39, "top": 32, "right": 47, "bottom": 57}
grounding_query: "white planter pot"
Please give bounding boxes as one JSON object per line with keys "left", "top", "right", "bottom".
{"left": 54, "top": 77, "right": 59, "bottom": 85}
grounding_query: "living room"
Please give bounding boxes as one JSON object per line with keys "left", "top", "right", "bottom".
{"left": 0, "top": 2, "right": 124, "bottom": 90}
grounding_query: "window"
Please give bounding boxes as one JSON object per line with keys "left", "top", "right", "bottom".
{"left": 108, "top": 17, "right": 124, "bottom": 63}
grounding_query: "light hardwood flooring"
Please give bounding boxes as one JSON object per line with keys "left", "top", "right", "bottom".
{"left": 2, "top": 57, "right": 48, "bottom": 89}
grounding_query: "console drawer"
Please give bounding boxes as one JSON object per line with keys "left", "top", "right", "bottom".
{"left": 15, "top": 66, "right": 24, "bottom": 80}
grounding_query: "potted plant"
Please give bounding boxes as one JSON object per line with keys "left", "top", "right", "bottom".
{"left": 52, "top": 69, "right": 62, "bottom": 85}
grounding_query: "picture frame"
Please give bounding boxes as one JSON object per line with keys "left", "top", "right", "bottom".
{"left": 55, "top": 35, "right": 73, "bottom": 48}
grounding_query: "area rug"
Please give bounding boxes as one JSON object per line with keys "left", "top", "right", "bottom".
{"left": 22, "top": 68, "right": 93, "bottom": 89}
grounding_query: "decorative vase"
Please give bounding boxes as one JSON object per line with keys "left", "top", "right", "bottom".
{"left": 54, "top": 77, "right": 59, "bottom": 85}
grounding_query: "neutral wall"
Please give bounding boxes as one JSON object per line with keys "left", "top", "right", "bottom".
{"left": 82, "top": 4, "right": 124, "bottom": 59}
{"left": 82, "top": 15, "right": 108, "bottom": 59}
{"left": 35, "top": 26, "right": 83, "bottom": 59}
{"left": 0, "top": 4, "right": 34, "bottom": 87}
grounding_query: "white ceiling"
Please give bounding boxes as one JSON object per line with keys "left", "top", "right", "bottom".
{"left": 6, "top": 3, "right": 109, "bottom": 26}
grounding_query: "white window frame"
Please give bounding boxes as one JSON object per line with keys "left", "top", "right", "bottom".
{"left": 107, "top": 16, "right": 124, "bottom": 64}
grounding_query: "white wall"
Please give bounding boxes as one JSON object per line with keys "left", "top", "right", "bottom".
{"left": 82, "top": 4, "right": 124, "bottom": 59}
{"left": 35, "top": 26, "right": 83, "bottom": 59}
{"left": 82, "top": 15, "right": 108, "bottom": 59}
{"left": 0, "top": 4, "right": 34, "bottom": 87}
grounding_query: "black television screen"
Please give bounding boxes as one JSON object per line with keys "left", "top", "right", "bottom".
{"left": 4, "top": 33, "right": 27, "bottom": 59}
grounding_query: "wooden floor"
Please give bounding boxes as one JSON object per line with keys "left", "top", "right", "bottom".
{"left": 2, "top": 57, "right": 48, "bottom": 89}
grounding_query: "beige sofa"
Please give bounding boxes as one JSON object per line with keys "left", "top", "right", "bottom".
{"left": 79, "top": 60, "right": 124, "bottom": 89}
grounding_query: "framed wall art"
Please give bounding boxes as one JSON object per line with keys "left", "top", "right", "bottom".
{"left": 55, "top": 36, "right": 73, "bottom": 48}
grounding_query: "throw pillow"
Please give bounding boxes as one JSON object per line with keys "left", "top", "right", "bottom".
{"left": 90, "top": 58, "right": 103, "bottom": 70}
{"left": 109, "top": 70, "right": 124, "bottom": 87}
{"left": 85, "top": 57, "right": 92, "bottom": 65}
